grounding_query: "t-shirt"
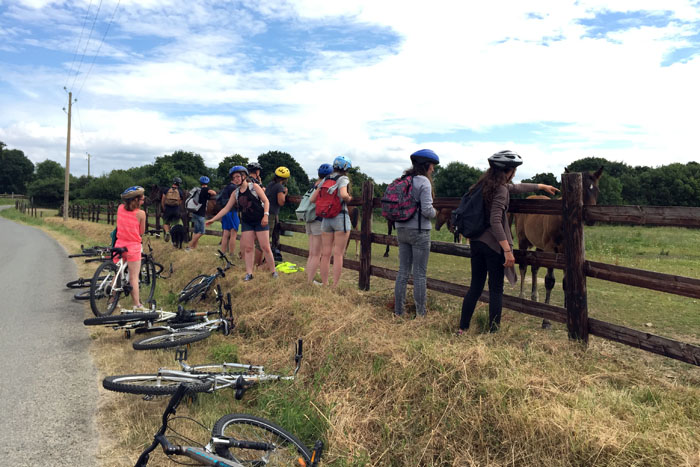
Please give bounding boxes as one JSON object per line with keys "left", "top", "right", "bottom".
{"left": 329, "top": 172, "right": 350, "bottom": 199}
{"left": 266, "top": 181, "right": 286, "bottom": 216}
{"left": 195, "top": 188, "right": 211, "bottom": 217}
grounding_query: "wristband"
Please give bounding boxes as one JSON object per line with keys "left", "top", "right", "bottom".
{"left": 504, "top": 249, "right": 512, "bottom": 253}
{"left": 264, "top": 212, "right": 269, "bottom": 216}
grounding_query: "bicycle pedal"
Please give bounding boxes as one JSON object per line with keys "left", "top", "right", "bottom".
{"left": 175, "top": 346, "right": 188, "bottom": 362}
{"left": 124, "top": 330, "right": 131, "bottom": 339}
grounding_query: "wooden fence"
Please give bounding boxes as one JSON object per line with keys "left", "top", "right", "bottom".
{"left": 1, "top": 193, "right": 28, "bottom": 200}
{"left": 275, "top": 173, "right": 700, "bottom": 367}
{"left": 14, "top": 199, "right": 40, "bottom": 217}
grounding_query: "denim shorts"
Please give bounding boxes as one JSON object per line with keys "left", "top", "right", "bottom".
{"left": 321, "top": 212, "right": 351, "bottom": 233}
{"left": 192, "top": 214, "right": 205, "bottom": 234}
{"left": 241, "top": 220, "right": 270, "bottom": 232}
{"left": 305, "top": 220, "right": 322, "bottom": 236}
{"left": 221, "top": 211, "right": 239, "bottom": 231}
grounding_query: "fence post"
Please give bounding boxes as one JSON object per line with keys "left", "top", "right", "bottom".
{"left": 358, "top": 181, "right": 374, "bottom": 291}
{"left": 562, "top": 172, "right": 588, "bottom": 343}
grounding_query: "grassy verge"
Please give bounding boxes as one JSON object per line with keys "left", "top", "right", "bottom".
{"left": 4, "top": 207, "right": 700, "bottom": 466}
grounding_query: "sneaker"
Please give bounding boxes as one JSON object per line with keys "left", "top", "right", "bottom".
{"left": 243, "top": 273, "right": 254, "bottom": 281}
{"left": 312, "top": 280, "right": 323, "bottom": 286}
{"left": 164, "top": 232, "right": 170, "bottom": 243}
{"left": 455, "top": 329, "right": 465, "bottom": 337}
{"left": 185, "top": 247, "right": 191, "bottom": 252}
{"left": 272, "top": 271, "right": 279, "bottom": 279}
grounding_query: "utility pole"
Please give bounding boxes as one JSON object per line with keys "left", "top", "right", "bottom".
{"left": 86, "top": 152, "right": 91, "bottom": 177}
{"left": 63, "top": 88, "right": 75, "bottom": 221}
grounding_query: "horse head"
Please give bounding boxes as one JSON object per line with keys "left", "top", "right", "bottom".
{"left": 143, "top": 184, "right": 163, "bottom": 207}
{"left": 435, "top": 208, "right": 453, "bottom": 232}
{"left": 564, "top": 166, "right": 603, "bottom": 226}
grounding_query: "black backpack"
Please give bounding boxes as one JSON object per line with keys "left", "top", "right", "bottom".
{"left": 236, "top": 186, "right": 264, "bottom": 224}
{"left": 451, "top": 184, "right": 489, "bottom": 239}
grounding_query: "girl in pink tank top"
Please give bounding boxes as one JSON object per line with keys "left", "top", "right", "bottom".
{"left": 116, "top": 186, "right": 147, "bottom": 308}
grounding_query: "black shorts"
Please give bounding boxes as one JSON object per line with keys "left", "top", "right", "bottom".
{"left": 163, "top": 205, "right": 181, "bottom": 224}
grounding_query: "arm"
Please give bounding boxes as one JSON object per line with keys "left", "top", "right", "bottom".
{"left": 277, "top": 189, "right": 286, "bottom": 207}
{"left": 137, "top": 210, "right": 146, "bottom": 236}
{"left": 338, "top": 185, "right": 352, "bottom": 203}
{"left": 489, "top": 187, "right": 515, "bottom": 267}
{"left": 417, "top": 178, "right": 437, "bottom": 219}
{"left": 205, "top": 194, "right": 236, "bottom": 225}
{"left": 309, "top": 186, "right": 319, "bottom": 203}
{"left": 255, "top": 183, "right": 271, "bottom": 227}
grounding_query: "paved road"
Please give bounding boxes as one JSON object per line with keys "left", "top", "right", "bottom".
{"left": 0, "top": 208, "right": 98, "bottom": 466}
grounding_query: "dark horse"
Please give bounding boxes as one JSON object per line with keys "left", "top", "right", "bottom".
{"left": 512, "top": 167, "right": 603, "bottom": 328}
{"left": 383, "top": 208, "right": 455, "bottom": 257}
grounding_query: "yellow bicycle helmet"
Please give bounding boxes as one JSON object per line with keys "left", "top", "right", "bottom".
{"left": 274, "top": 166, "right": 291, "bottom": 178}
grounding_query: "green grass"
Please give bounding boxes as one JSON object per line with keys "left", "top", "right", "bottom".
{"left": 0, "top": 207, "right": 93, "bottom": 245}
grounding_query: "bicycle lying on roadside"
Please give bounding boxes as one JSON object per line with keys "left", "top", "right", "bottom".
{"left": 133, "top": 383, "right": 323, "bottom": 466}
{"left": 178, "top": 250, "right": 233, "bottom": 304}
{"left": 104, "top": 339, "right": 302, "bottom": 399}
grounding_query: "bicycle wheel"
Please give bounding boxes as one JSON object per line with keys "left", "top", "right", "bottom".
{"left": 84, "top": 312, "right": 159, "bottom": 326}
{"left": 73, "top": 290, "right": 91, "bottom": 300}
{"left": 66, "top": 277, "right": 91, "bottom": 289}
{"left": 212, "top": 414, "right": 312, "bottom": 465}
{"left": 132, "top": 329, "right": 211, "bottom": 350}
{"left": 103, "top": 374, "right": 212, "bottom": 396}
{"left": 178, "top": 275, "right": 209, "bottom": 303}
{"left": 90, "top": 261, "right": 122, "bottom": 317}
{"left": 139, "top": 260, "right": 157, "bottom": 304}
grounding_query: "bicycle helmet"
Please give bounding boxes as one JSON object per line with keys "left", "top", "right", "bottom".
{"left": 488, "top": 150, "right": 523, "bottom": 170}
{"left": 318, "top": 163, "right": 333, "bottom": 177}
{"left": 199, "top": 176, "right": 210, "bottom": 184}
{"left": 247, "top": 162, "right": 262, "bottom": 172}
{"left": 332, "top": 155, "right": 352, "bottom": 171}
{"left": 229, "top": 165, "right": 249, "bottom": 176}
{"left": 410, "top": 148, "right": 440, "bottom": 166}
{"left": 275, "top": 166, "right": 291, "bottom": 178}
{"left": 121, "top": 186, "right": 144, "bottom": 199}
{"left": 172, "top": 177, "right": 182, "bottom": 185}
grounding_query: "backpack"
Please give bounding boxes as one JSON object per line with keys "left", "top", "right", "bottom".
{"left": 185, "top": 187, "right": 202, "bottom": 213}
{"left": 451, "top": 184, "right": 490, "bottom": 239}
{"left": 235, "top": 186, "right": 264, "bottom": 224}
{"left": 164, "top": 187, "right": 181, "bottom": 206}
{"left": 217, "top": 183, "right": 236, "bottom": 207}
{"left": 380, "top": 175, "right": 418, "bottom": 222}
{"left": 315, "top": 176, "right": 343, "bottom": 219}
{"left": 295, "top": 183, "right": 318, "bottom": 223}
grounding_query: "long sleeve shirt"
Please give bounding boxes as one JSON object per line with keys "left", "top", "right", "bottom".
{"left": 395, "top": 175, "right": 437, "bottom": 230}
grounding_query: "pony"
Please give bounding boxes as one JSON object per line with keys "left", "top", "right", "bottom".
{"left": 512, "top": 167, "right": 604, "bottom": 328}
{"left": 344, "top": 206, "right": 361, "bottom": 258}
{"left": 383, "top": 207, "right": 456, "bottom": 257}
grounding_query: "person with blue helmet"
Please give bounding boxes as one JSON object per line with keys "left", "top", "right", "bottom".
{"left": 187, "top": 176, "right": 218, "bottom": 251}
{"left": 309, "top": 156, "right": 353, "bottom": 288}
{"left": 116, "top": 186, "right": 146, "bottom": 308}
{"left": 303, "top": 163, "right": 334, "bottom": 284}
{"left": 392, "top": 149, "right": 440, "bottom": 319}
{"left": 215, "top": 166, "right": 246, "bottom": 258}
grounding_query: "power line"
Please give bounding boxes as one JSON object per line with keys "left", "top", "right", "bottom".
{"left": 76, "top": 0, "right": 122, "bottom": 100}
{"left": 69, "top": 0, "right": 104, "bottom": 92}
{"left": 64, "top": 0, "right": 94, "bottom": 89}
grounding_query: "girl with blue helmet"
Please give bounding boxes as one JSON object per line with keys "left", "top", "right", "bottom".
{"left": 116, "top": 186, "right": 147, "bottom": 308}
{"left": 309, "top": 156, "right": 353, "bottom": 288}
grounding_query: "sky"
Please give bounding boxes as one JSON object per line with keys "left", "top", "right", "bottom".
{"left": 1, "top": 0, "right": 699, "bottom": 183}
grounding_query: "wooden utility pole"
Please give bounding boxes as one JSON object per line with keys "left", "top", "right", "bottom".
{"left": 63, "top": 90, "right": 73, "bottom": 221}
{"left": 86, "top": 152, "right": 91, "bottom": 177}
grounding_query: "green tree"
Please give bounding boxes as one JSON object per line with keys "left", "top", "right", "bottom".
{"left": 433, "top": 162, "right": 483, "bottom": 197}
{"left": 27, "top": 178, "right": 64, "bottom": 206}
{"left": 257, "top": 151, "right": 309, "bottom": 195}
{"left": 153, "top": 150, "right": 208, "bottom": 188}
{"left": 216, "top": 154, "right": 249, "bottom": 188}
{"left": 35, "top": 159, "right": 64, "bottom": 180}
{"left": 0, "top": 142, "right": 34, "bottom": 193}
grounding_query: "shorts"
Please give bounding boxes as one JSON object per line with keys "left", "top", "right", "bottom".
{"left": 114, "top": 242, "right": 142, "bottom": 263}
{"left": 221, "top": 211, "right": 239, "bottom": 231}
{"left": 305, "top": 220, "right": 322, "bottom": 236}
{"left": 241, "top": 220, "right": 270, "bottom": 232}
{"left": 163, "top": 206, "right": 181, "bottom": 224}
{"left": 192, "top": 214, "right": 205, "bottom": 234}
{"left": 321, "top": 212, "right": 351, "bottom": 233}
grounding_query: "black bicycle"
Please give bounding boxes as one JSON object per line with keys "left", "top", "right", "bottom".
{"left": 178, "top": 250, "right": 233, "bottom": 304}
{"left": 134, "top": 384, "right": 323, "bottom": 466}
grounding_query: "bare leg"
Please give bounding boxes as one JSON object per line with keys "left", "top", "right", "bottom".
{"left": 306, "top": 234, "right": 322, "bottom": 283}
{"left": 228, "top": 230, "right": 237, "bottom": 257}
{"left": 221, "top": 230, "right": 231, "bottom": 253}
{"left": 127, "top": 259, "right": 142, "bottom": 307}
{"left": 189, "top": 233, "right": 202, "bottom": 249}
{"left": 320, "top": 232, "right": 333, "bottom": 285}
{"left": 256, "top": 230, "right": 276, "bottom": 272}
{"left": 241, "top": 231, "right": 255, "bottom": 275}
{"left": 331, "top": 230, "right": 351, "bottom": 288}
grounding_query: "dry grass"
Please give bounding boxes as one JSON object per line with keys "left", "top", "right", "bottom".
{"left": 26, "top": 215, "right": 700, "bottom": 466}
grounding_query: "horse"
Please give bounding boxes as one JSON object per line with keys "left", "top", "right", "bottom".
{"left": 344, "top": 206, "right": 361, "bottom": 258}
{"left": 512, "top": 167, "right": 604, "bottom": 328}
{"left": 383, "top": 207, "right": 456, "bottom": 257}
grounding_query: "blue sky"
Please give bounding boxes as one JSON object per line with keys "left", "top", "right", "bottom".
{"left": 1, "top": 0, "right": 699, "bottom": 183}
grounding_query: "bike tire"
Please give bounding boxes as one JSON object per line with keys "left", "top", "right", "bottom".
{"left": 132, "top": 330, "right": 211, "bottom": 350}
{"left": 211, "top": 414, "right": 312, "bottom": 464}
{"left": 83, "top": 312, "right": 159, "bottom": 326}
{"left": 133, "top": 321, "right": 200, "bottom": 334}
{"left": 90, "top": 261, "right": 121, "bottom": 317}
{"left": 178, "top": 275, "right": 209, "bottom": 303}
{"left": 103, "top": 374, "right": 212, "bottom": 396}
{"left": 140, "top": 260, "right": 157, "bottom": 304}
{"left": 73, "top": 290, "right": 92, "bottom": 300}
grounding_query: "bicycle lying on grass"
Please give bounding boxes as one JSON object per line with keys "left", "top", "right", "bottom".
{"left": 104, "top": 339, "right": 303, "bottom": 399}
{"left": 178, "top": 250, "right": 233, "bottom": 304}
{"left": 133, "top": 383, "right": 323, "bottom": 466}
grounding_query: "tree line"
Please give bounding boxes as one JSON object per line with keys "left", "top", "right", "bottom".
{"left": 1, "top": 141, "right": 698, "bottom": 208}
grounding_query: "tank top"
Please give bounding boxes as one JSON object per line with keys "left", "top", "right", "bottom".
{"left": 116, "top": 204, "right": 142, "bottom": 245}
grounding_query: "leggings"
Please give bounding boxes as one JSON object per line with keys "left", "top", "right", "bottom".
{"left": 459, "top": 240, "right": 505, "bottom": 331}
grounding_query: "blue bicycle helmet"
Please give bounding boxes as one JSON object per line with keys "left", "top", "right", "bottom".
{"left": 229, "top": 165, "right": 249, "bottom": 176}
{"left": 121, "top": 186, "right": 144, "bottom": 199}
{"left": 199, "top": 176, "right": 210, "bottom": 184}
{"left": 410, "top": 149, "right": 440, "bottom": 165}
{"left": 318, "top": 163, "right": 333, "bottom": 177}
{"left": 332, "top": 156, "right": 352, "bottom": 171}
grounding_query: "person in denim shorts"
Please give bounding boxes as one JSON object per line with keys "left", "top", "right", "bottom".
{"left": 309, "top": 156, "right": 353, "bottom": 288}
{"left": 187, "top": 176, "right": 217, "bottom": 251}
{"left": 305, "top": 163, "right": 333, "bottom": 284}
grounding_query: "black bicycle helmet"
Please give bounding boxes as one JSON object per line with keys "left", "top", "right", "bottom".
{"left": 172, "top": 177, "right": 182, "bottom": 185}
{"left": 247, "top": 162, "right": 262, "bottom": 172}
{"left": 488, "top": 150, "right": 523, "bottom": 170}
{"left": 410, "top": 148, "right": 440, "bottom": 166}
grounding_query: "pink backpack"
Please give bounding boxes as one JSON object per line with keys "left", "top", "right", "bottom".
{"left": 381, "top": 175, "right": 417, "bottom": 222}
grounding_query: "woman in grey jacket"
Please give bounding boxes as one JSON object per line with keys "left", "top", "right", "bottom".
{"left": 457, "top": 150, "right": 559, "bottom": 334}
{"left": 394, "top": 149, "right": 440, "bottom": 318}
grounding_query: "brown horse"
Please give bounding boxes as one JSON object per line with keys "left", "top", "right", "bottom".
{"left": 513, "top": 167, "right": 603, "bottom": 328}
{"left": 383, "top": 207, "right": 456, "bottom": 257}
